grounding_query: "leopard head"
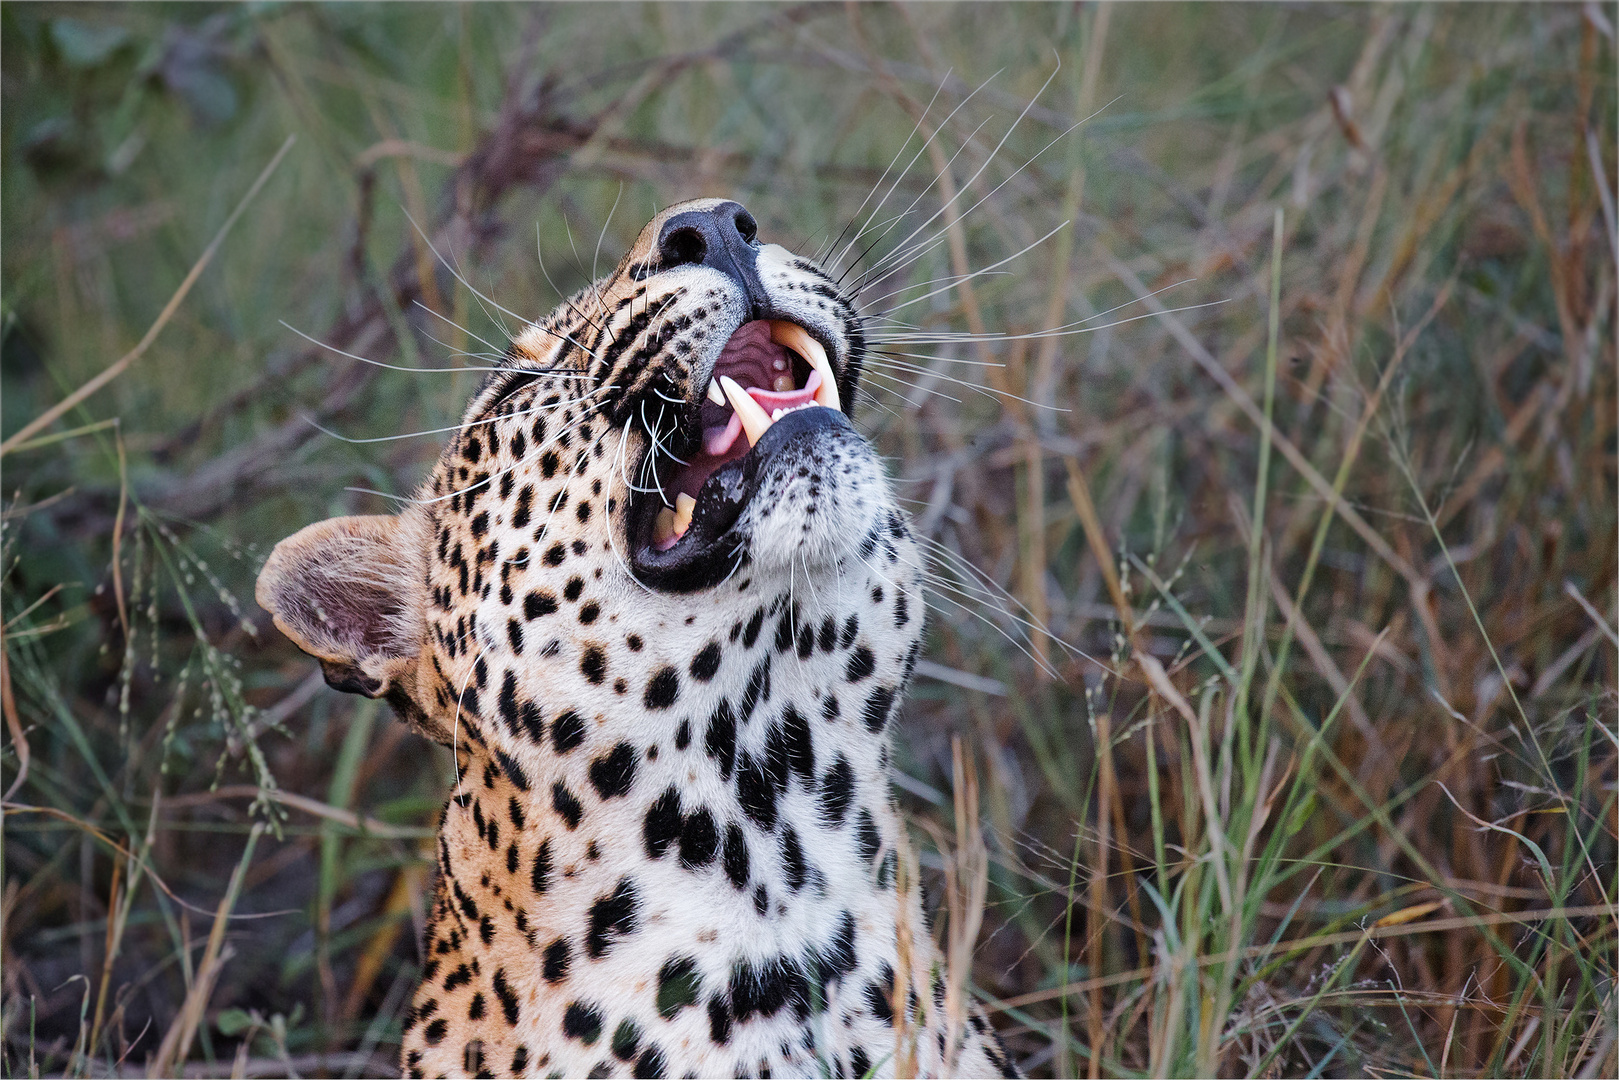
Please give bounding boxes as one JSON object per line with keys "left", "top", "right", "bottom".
{"left": 256, "top": 198, "right": 919, "bottom": 752}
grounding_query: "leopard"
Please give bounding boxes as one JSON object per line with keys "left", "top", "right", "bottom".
{"left": 256, "top": 198, "right": 1020, "bottom": 1079}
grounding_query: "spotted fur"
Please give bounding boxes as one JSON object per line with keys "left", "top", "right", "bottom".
{"left": 257, "top": 199, "right": 1018, "bottom": 1079}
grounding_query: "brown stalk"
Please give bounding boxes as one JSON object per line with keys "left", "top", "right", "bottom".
{"left": 147, "top": 823, "right": 265, "bottom": 1079}
{"left": 892, "top": 826, "right": 918, "bottom": 1080}
{"left": 941, "top": 737, "right": 988, "bottom": 1075}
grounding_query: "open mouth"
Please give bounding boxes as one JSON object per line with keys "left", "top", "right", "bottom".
{"left": 628, "top": 318, "right": 847, "bottom": 588}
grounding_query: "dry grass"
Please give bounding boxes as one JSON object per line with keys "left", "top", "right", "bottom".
{"left": 2, "top": 4, "right": 1613, "bottom": 1077}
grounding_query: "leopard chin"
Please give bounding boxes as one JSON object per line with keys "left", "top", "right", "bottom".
{"left": 255, "top": 197, "right": 1020, "bottom": 1079}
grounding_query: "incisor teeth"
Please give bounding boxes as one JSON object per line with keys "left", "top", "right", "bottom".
{"left": 768, "top": 321, "right": 841, "bottom": 412}
{"left": 705, "top": 379, "right": 725, "bottom": 407}
{"left": 653, "top": 506, "right": 677, "bottom": 547}
{"left": 673, "top": 493, "right": 695, "bottom": 536}
{"left": 719, "top": 375, "right": 773, "bottom": 446}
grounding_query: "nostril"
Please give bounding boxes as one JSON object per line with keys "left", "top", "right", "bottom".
{"left": 733, "top": 208, "right": 757, "bottom": 245}
{"left": 660, "top": 226, "right": 707, "bottom": 267}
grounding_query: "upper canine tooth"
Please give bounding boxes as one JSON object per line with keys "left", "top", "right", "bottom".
{"left": 768, "top": 321, "right": 841, "bottom": 413}
{"left": 719, "top": 375, "right": 772, "bottom": 446}
{"left": 705, "top": 379, "right": 725, "bottom": 407}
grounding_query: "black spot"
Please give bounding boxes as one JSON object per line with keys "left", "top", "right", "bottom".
{"left": 532, "top": 838, "right": 552, "bottom": 893}
{"left": 878, "top": 849, "right": 897, "bottom": 889}
{"left": 753, "top": 884, "right": 769, "bottom": 915}
{"left": 657, "top": 956, "right": 701, "bottom": 1018}
{"left": 690, "top": 641, "right": 721, "bottom": 682}
{"left": 564, "top": 576, "right": 584, "bottom": 602}
{"left": 633, "top": 1045, "right": 666, "bottom": 1079}
{"left": 815, "top": 911, "right": 859, "bottom": 988}
{"left": 894, "top": 588, "right": 910, "bottom": 627}
{"left": 782, "top": 706, "right": 814, "bottom": 782}
{"left": 585, "top": 877, "right": 639, "bottom": 958}
{"left": 679, "top": 808, "right": 718, "bottom": 868}
{"left": 764, "top": 723, "right": 790, "bottom": 797}
{"left": 850, "top": 1047, "right": 871, "bottom": 1077}
{"left": 467, "top": 992, "right": 485, "bottom": 1020}
{"left": 510, "top": 1046, "right": 529, "bottom": 1075}
{"left": 513, "top": 486, "right": 533, "bottom": 528}
{"left": 730, "top": 956, "right": 810, "bottom": 1023}
{"left": 589, "top": 742, "right": 637, "bottom": 799}
{"left": 543, "top": 937, "right": 571, "bottom": 982}
{"left": 612, "top": 1019, "right": 640, "bottom": 1061}
{"left": 524, "top": 591, "right": 557, "bottom": 619}
{"left": 626, "top": 634, "right": 643, "bottom": 651}
{"left": 575, "top": 500, "right": 591, "bottom": 523}
{"left": 581, "top": 645, "right": 607, "bottom": 684}
{"left": 552, "top": 783, "right": 583, "bottom": 829}
{"left": 443, "top": 963, "right": 472, "bottom": 992}
{"left": 454, "top": 880, "right": 480, "bottom": 922}
{"left": 822, "top": 695, "right": 840, "bottom": 723}
{"left": 424, "top": 1018, "right": 448, "bottom": 1046}
{"left": 509, "top": 797, "right": 526, "bottom": 830}
{"left": 736, "top": 752, "right": 777, "bottom": 830}
{"left": 479, "top": 913, "right": 495, "bottom": 944}
{"left": 470, "top": 511, "right": 489, "bottom": 539}
{"left": 774, "top": 610, "right": 795, "bottom": 652}
{"left": 845, "top": 645, "right": 875, "bottom": 682}
{"left": 551, "top": 710, "right": 586, "bottom": 753}
{"left": 818, "top": 617, "right": 837, "bottom": 652}
{"left": 644, "top": 786, "right": 681, "bottom": 858}
{"left": 781, "top": 828, "right": 807, "bottom": 891}
{"left": 563, "top": 1002, "right": 602, "bottom": 1044}
{"left": 739, "top": 660, "right": 770, "bottom": 721}
{"left": 674, "top": 719, "right": 691, "bottom": 750}
{"left": 867, "top": 963, "right": 896, "bottom": 1023}
{"left": 644, "top": 666, "right": 680, "bottom": 710}
{"left": 796, "top": 623, "right": 814, "bottom": 659}
{"left": 856, "top": 810, "right": 880, "bottom": 863}
{"left": 707, "top": 996, "right": 732, "bottom": 1045}
{"left": 818, "top": 757, "right": 854, "bottom": 826}
{"left": 704, "top": 701, "right": 737, "bottom": 779}
{"left": 722, "top": 823, "right": 749, "bottom": 889}
{"left": 861, "top": 686, "right": 896, "bottom": 732}
{"left": 507, "top": 618, "right": 525, "bottom": 654}
{"left": 493, "top": 968, "right": 520, "bottom": 1025}
{"left": 742, "top": 608, "right": 766, "bottom": 648}
{"left": 579, "top": 601, "right": 599, "bottom": 624}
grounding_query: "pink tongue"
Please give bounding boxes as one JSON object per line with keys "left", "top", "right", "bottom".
{"left": 702, "top": 369, "right": 822, "bottom": 457}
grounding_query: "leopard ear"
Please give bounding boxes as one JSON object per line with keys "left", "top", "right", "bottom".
{"left": 255, "top": 513, "right": 428, "bottom": 699}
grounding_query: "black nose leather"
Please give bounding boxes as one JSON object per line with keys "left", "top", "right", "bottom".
{"left": 656, "top": 201, "right": 766, "bottom": 312}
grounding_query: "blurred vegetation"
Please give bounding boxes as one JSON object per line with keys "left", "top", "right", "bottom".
{"left": 2, "top": 3, "right": 1614, "bottom": 1077}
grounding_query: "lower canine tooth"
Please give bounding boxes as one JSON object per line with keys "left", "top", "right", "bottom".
{"left": 719, "top": 375, "right": 773, "bottom": 446}
{"left": 673, "top": 493, "right": 695, "bottom": 536}
{"left": 705, "top": 380, "right": 725, "bottom": 406}
{"left": 653, "top": 506, "right": 677, "bottom": 547}
{"left": 768, "top": 321, "right": 841, "bottom": 413}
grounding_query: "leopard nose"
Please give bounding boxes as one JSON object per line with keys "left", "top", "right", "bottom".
{"left": 656, "top": 201, "right": 767, "bottom": 312}
{"left": 658, "top": 201, "right": 758, "bottom": 267}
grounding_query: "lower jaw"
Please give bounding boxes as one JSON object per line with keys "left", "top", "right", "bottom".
{"left": 627, "top": 405, "right": 857, "bottom": 592}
